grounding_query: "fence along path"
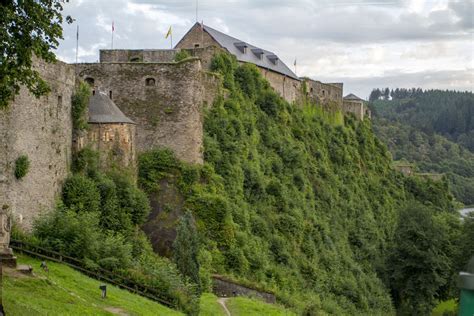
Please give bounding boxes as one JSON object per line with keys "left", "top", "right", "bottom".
{"left": 9, "top": 239, "right": 176, "bottom": 309}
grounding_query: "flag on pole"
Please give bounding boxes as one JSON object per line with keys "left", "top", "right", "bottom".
{"left": 76, "top": 25, "right": 79, "bottom": 40}
{"left": 112, "top": 20, "right": 115, "bottom": 32}
{"left": 165, "top": 26, "right": 172, "bottom": 39}
{"left": 294, "top": 58, "right": 297, "bottom": 67}
{"left": 200, "top": 20, "right": 204, "bottom": 31}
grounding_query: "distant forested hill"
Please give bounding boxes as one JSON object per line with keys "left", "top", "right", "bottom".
{"left": 371, "top": 89, "right": 474, "bottom": 205}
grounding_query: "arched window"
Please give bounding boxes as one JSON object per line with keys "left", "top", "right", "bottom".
{"left": 145, "top": 78, "right": 156, "bottom": 86}
{"left": 84, "top": 77, "right": 94, "bottom": 86}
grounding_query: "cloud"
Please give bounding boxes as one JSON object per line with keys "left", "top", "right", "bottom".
{"left": 55, "top": 0, "right": 474, "bottom": 96}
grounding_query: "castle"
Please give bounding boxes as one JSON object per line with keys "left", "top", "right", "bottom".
{"left": 0, "top": 23, "right": 370, "bottom": 230}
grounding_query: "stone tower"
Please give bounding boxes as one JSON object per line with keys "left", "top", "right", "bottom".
{"left": 81, "top": 91, "right": 137, "bottom": 170}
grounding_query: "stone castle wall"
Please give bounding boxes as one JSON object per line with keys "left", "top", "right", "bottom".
{"left": 100, "top": 49, "right": 177, "bottom": 63}
{"left": 304, "top": 79, "right": 343, "bottom": 108}
{"left": 343, "top": 99, "right": 366, "bottom": 120}
{"left": 0, "top": 60, "right": 75, "bottom": 229}
{"left": 175, "top": 25, "right": 218, "bottom": 50}
{"left": 76, "top": 58, "right": 221, "bottom": 164}
{"left": 81, "top": 123, "right": 137, "bottom": 170}
{"left": 260, "top": 68, "right": 302, "bottom": 104}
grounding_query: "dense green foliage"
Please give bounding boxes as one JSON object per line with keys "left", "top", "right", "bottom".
{"left": 14, "top": 154, "right": 30, "bottom": 179}
{"left": 138, "top": 53, "right": 460, "bottom": 314}
{"left": 371, "top": 90, "right": 474, "bottom": 205}
{"left": 388, "top": 202, "right": 460, "bottom": 314}
{"left": 72, "top": 82, "right": 91, "bottom": 130}
{"left": 174, "top": 212, "right": 201, "bottom": 291}
{"left": 0, "top": 0, "right": 72, "bottom": 108}
{"left": 371, "top": 89, "right": 473, "bottom": 150}
{"left": 23, "top": 148, "right": 199, "bottom": 315}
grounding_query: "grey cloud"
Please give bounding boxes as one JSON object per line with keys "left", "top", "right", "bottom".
{"left": 316, "top": 69, "right": 474, "bottom": 99}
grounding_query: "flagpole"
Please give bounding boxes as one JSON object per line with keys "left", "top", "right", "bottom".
{"left": 75, "top": 25, "right": 79, "bottom": 63}
{"left": 111, "top": 21, "right": 114, "bottom": 49}
{"left": 196, "top": 0, "right": 198, "bottom": 22}
{"left": 171, "top": 32, "right": 173, "bottom": 49}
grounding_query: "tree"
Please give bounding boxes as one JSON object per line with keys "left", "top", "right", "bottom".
{"left": 173, "top": 211, "right": 201, "bottom": 290}
{"left": 383, "top": 87, "right": 390, "bottom": 100}
{"left": 0, "top": 0, "right": 72, "bottom": 108}
{"left": 369, "top": 88, "right": 382, "bottom": 102}
{"left": 389, "top": 203, "right": 455, "bottom": 315}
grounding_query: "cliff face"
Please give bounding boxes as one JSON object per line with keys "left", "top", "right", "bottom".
{"left": 0, "top": 60, "right": 75, "bottom": 229}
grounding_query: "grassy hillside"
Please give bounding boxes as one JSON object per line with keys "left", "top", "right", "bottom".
{"left": 3, "top": 254, "right": 294, "bottom": 315}
{"left": 3, "top": 254, "right": 181, "bottom": 315}
{"left": 138, "top": 53, "right": 460, "bottom": 314}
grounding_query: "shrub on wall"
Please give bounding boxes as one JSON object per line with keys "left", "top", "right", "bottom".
{"left": 71, "top": 81, "right": 91, "bottom": 130}
{"left": 14, "top": 155, "right": 30, "bottom": 179}
{"left": 174, "top": 50, "right": 191, "bottom": 62}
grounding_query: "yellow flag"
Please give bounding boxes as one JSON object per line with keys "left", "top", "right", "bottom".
{"left": 165, "top": 26, "right": 172, "bottom": 39}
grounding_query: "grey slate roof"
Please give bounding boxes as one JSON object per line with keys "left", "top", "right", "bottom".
{"left": 88, "top": 92, "right": 135, "bottom": 124}
{"left": 199, "top": 23, "right": 299, "bottom": 80}
{"left": 343, "top": 93, "right": 365, "bottom": 101}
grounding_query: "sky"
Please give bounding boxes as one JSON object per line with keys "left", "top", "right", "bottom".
{"left": 57, "top": 0, "right": 473, "bottom": 98}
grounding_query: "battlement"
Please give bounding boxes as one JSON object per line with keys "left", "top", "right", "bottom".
{"left": 100, "top": 49, "right": 178, "bottom": 63}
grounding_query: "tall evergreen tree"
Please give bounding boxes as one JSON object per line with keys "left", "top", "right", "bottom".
{"left": 173, "top": 211, "right": 201, "bottom": 290}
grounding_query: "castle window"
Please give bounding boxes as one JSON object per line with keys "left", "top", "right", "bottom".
{"left": 310, "top": 88, "right": 313, "bottom": 93}
{"left": 109, "top": 91, "right": 113, "bottom": 99}
{"left": 322, "top": 90, "right": 325, "bottom": 96}
{"left": 194, "top": 43, "right": 200, "bottom": 48}
{"left": 145, "top": 78, "right": 156, "bottom": 86}
{"left": 92, "top": 90, "right": 96, "bottom": 96}
{"left": 84, "top": 77, "right": 94, "bottom": 86}
{"left": 130, "top": 57, "right": 140, "bottom": 62}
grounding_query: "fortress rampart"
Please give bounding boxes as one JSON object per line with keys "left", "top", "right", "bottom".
{"left": 76, "top": 58, "right": 221, "bottom": 164}
{"left": 0, "top": 59, "right": 75, "bottom": 229}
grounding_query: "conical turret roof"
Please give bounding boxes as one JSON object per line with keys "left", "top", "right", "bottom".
{"left": 88, "top": 91, "right": 135, "bottom": 124}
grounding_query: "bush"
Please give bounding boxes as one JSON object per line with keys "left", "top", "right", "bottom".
{"left": 62, "top": 174, "right": 100, "bottom": 213}
{"left": 174, "top": 50, "right": 191, "bottom": 62}
{"left": 14, "top": 155, "right": 30, "bottom": 179}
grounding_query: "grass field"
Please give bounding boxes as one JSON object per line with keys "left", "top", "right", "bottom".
{"left": 3, "top": 254, "right": 296, "bottom": 315}
{"left": 2, "top": 254, "right": 182, "bottom": 315}
{"left": 226, "top": 296, "right": 296, "bottom": 316}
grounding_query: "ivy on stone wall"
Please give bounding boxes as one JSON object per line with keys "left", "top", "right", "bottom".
{"left": 71, "top": 81, "right": 91, "bottom": 130}
{"left": 14, "top": 155, "right": 30, "bottom": 179}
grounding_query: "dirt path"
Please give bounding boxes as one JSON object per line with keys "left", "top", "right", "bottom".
{"left": 217, "top": 297, "right": 231, "bottom": 316}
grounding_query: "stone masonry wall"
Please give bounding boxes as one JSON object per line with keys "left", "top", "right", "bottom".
{"left": 100, "top": 49, "right": 177, "bottom": 63}
{"left": 76, "top": 59, "right": 221, "bottom": 164}
{"left": 176, "top": 26, "right": 303, "bottom": 104}
{"left": 0, "top": 60, "right": 75, "bottom": 230}
{"left": 343, "top": 100, "right": 365, "bottom": 120}
{"left": 80, "top": 123, "right": 137, "bottom": 170}
{"left": 304, "top": 79, "right": 343, "bottom": 108}
{"left": 175, "top": 24, "right": 219, "bottom": 50}
{"left": 212, "top": 275, "right": 276, "bottom": 304}
{"left": 260, "top": 68, "right": 302, "bottom": 104}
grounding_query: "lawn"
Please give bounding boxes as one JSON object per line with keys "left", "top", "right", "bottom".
{"left": 226, "top": 296, "right": 296, "bottom": 316}
{"left": 200, "top": 293, "right": 227, "bottom": 316}
{"left": 2, "top": 254, "right": 182, "bottom": 315}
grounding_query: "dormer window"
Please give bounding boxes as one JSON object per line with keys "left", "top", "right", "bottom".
{"left": 267, "top": 54, "right": 279, "bottom": 65}
{"left": 234, "top": 42, "right": 248, "bottom": 54}
{"left": 251, "top": 48, "right": 264, "bottom": 60}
